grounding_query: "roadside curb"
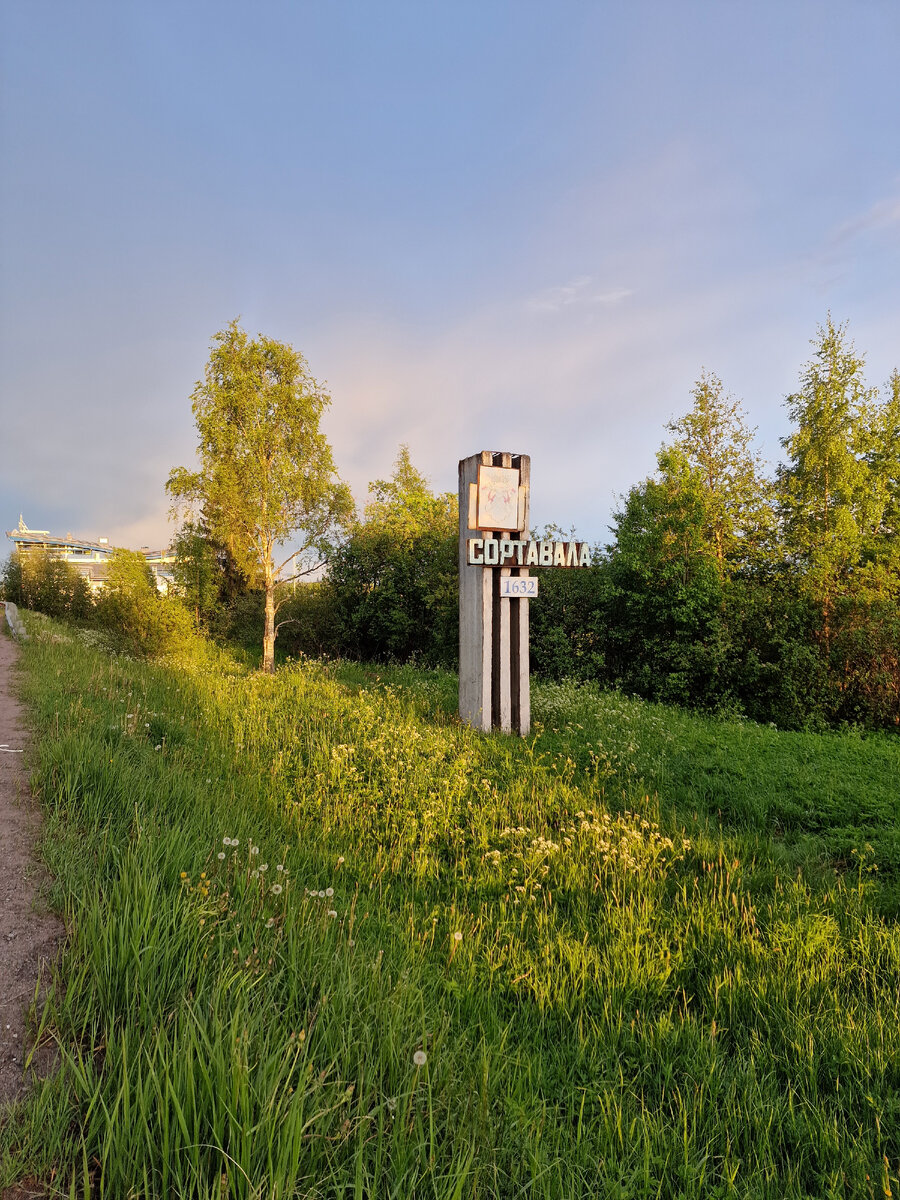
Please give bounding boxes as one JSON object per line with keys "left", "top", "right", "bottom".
{"left": 1, "top": 602, "right": 28, "bottom": 642}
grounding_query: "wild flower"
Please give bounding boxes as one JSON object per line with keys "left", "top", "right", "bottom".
{"left": 413, "top": 1050, "right": 427, "bottom": 1067}
{"left": 318, "top": 890, "right": 326, "bottom": 899}
{"left": 326, "top": 887, "right": 334, "bottom": 897}
{"left": 217, "top": 852, "right": 226, "bottom": 861}
{"left": 270, "top": 884, "right": 283, "bottom": 895}
{"left": 266, "top": 918, "right": 275, "bottom": 928}
{"left": 328, "top": 909, "right": 338, "bottom": 918}
{"left": 250, "top": 845, "right": 259, "bottom": 856}
{"left": 453, "top": 931, "right": 462, "bottom": 941}
{"left": 259, "top": 863, "right": 268, "bottom": 872}
{"left": 276, "top": 864, "right": 284, "bottom": 872}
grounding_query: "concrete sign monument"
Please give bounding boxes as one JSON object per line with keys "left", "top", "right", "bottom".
{"left": 459, "top": 451, "right": 591, "bottom": 736}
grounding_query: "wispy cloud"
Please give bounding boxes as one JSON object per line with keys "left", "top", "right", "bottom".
{"left": 829, "top": 192, "right": 900, "bottom": 246}
{"left": 526, "top": 277, "right": 634, "bottom": 314}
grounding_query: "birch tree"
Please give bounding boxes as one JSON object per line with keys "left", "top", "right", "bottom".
{"left": 167, "top": 320, "right": 353, "bottom": 673}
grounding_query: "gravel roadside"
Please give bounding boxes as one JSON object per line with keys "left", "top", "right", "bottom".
{"left": 0, "top": 621, "right": 64, "bottom": 1107}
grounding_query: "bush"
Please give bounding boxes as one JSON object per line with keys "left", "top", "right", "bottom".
{"left": 325, "top": 447, "right": 459, "bottom": 668}
{"left": 1, "top": 550, "right": 92, "bottom": 620}
{"left": 92, "top": 549, "right": 193, "bottom": 657}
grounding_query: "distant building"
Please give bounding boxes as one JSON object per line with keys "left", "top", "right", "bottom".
{"left": 5, "top": 516, "right": 176, "bottom": 594}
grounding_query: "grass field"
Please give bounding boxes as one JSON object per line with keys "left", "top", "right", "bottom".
{"left": 2, "top": 614, "right": 900, "bottom": 1198}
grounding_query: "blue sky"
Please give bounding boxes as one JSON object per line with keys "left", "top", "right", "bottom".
{"left": 2, "top": 0, "right": 898, "bottom": 550}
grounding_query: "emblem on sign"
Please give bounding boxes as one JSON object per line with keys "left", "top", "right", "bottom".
{"left": 476, "top": 465, "right": 522, "bottom": 531}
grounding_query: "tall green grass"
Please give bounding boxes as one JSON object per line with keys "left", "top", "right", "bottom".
{"left": 2, "top": 615, "right": 900, "bottom": 1197}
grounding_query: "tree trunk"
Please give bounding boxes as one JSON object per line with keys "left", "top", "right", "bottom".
{"left": 263, "top": 573, "right": 276, "bottom": 674}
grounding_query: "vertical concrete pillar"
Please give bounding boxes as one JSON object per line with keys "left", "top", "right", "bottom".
{"left": 458, "top": 451, "right": 531, "bottom": 736}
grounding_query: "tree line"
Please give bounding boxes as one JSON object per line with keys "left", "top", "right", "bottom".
{"left": 530, "top": 317, "right": 900, "bottom": 729}
{"left": 4, "top": 316, "right": 899, "bottom": 730}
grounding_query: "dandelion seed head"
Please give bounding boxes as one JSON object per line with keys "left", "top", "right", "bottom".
{"left": 250, "top": 845, "right": 259, "bottom": 856}
{"left": 325, "top": 887, "right": 334, "bottom": 897}
{"left": 328, "top": 909, "right": 338, "bottom": 918}
{"left": 270, "top": 884, "right": 283, "bottom": 895}
{"left": 453, "top": 931, "right": 463, "bottom": 942}
{"left": 413, "top": 1050, "right": 427, "bottom": 1067}
{"left": 266, "top": 918, "right": 275, "bottom": 928}
{"left": 218, "top": 852, "right": 226, "bottom": 860}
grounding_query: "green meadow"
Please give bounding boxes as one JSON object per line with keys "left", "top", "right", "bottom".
{"left": 3, "top": 615, "right": 900, "bottom": 1198}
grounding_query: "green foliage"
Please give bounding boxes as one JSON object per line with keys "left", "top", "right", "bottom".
{"left": 93, "top": 548, "right": 192, "bottom": 657}
{"left": 719, "top": 573, "right": 833, "bottom": 729}
{"left": 1, "top": 549, "right": 92, "bottom": 619}
{"left": 326, "top": 446, "right": 459, "bottom": 666}
{"left": 7, "top": 628, "right": 900, "bottom": 1196}
{"left": 666, "top": 370, "right": 776, "bottom": 572}
{"left": 548, "top": 320, "right": 900, "bottom": 729}
{"left": 270, "top": 580, "right": 343, "bottom": 660}
{"left": 170, "top": 520, "right": 224, "bottom": 626}
{"left": 603, "top": 447, "right": 728, "bottom": 706}
{"left": 778, "top": 317, "right": 878, "bottom": 622}
{"left": 529, "top": 558, "right": 607, "bottom": 681}
{"left": 167, "top": 319, "right": 354, "bottom": 672}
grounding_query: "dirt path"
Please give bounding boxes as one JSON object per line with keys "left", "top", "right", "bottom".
{"left": 0, "top": 624, "right": 64, "bottom": 1106}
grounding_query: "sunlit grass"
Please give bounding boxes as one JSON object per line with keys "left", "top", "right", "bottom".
{"left": 2, "top": 614, "right": 900, "bottom": 1197}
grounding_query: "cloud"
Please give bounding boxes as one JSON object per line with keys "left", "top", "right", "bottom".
{"left": 526, "top": 277, "right": 634, "bottom": 314}
{"left": 829, "top": 192, "right": 900, "bottom": 247}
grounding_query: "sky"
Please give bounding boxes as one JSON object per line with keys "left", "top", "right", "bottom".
{"left": 2, "top": 0, "right": 899, "bottom": 553}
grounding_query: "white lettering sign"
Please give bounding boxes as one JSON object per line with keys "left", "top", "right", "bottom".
{"left": 466, "top": 540, "right": 591, "bottom": 567}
